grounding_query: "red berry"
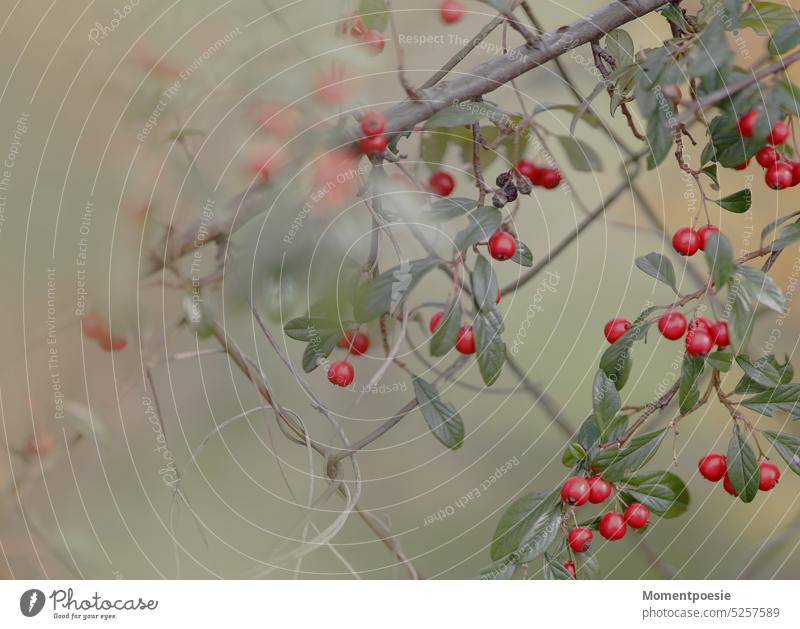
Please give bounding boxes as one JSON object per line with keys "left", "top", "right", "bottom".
{"left": 488, "top": 231, "right": 516, "bottom": 261}
{"left": 360, "top": 111, "right": 386, "bottom": 136}
{"left": 564, "top": 560, "right": 576, "bottom": 579}
{"left": 429, "top": 311, "right": 444, "bottom": 333}
{"left": 538, "top": 167, "right": 561, "bottom": 189}
{"left": 439, "top": 0, "right": 465, "bottom": 23}
{"left": 697, "top": 224, "right": 720, "bottom": 250}
{"left": 714, "top": 321, "right": 730, "bottom": 348}
{"left": 455, "top": 325, "right": 475, "bottom": 354}
{"left": 658, "top": 310, "right": 687, "bottom": 341}
{"left": 496, "top": 289, "right": 501, "bottom": 305}
{"left": 516, "top": 159, "right": 539, "bottom": 181}
{"left": 328, "top": 360, "right": 355, "bottom": 387}
{"left": 733, "top": 160, "right": 750, "bottom": 170}
{"left": 699, "top": 453, "right": 727, "bottom": 482}
{"left": 737, "top": 111, "right": 759, "bottom": 138}
{"left": 587, "top": 476, "right": 612, "bottom": 504}
{"left": 347, "top": 16, "right": 365, "bottom": 37}
{"left": 358, "top": 133, "right": 388, "bottom": 155}
{"left": 756, "top": 146, "right": 781, "bottom": 167}
{"left": 604, "top": 318, "right": 630, "bottom": 344}
{"left": 624, "top": 503, "right": 650, "bottom": 529}
{"left": 360, "top": 29, "right": 385, "bottom": 54}
{"left": 672, "top": 227, "right": 701, "bottom": 256}
{"left": 685, "top": 326, "right": 714, "bottom": 356}
{"left": 723, "top": 473, "right": 737, "bottom": 496}
{"left": 598, "top": 512, "right": 627, "bottom": 540}
{"left": 340, "top": 331, "right": 369, "bottom": 355}
{"left": 428, "top": 170, "right": 455, "bottom": 196}
{"left": 759, "top": 461, "right": 781, "bottom": 491}
{"left": 690, "top": 316, "right": 715, "bottom": 334}
{"left": 568, "top": 527, "right": 593, "bottom": 553}
{"left": 768, "top": 119, "right": 790, "bottom": 145}
{"left": 560, "top": 476, "right": 591, "bottom": 506}
{"left": 791, "top": 161, "right": 800, "bottom": 186}
{"left": 82, "top": 313, "right": 104, "bottom": 339}
{"left": 765, "top": 162, "right": 794, "bottom": 190}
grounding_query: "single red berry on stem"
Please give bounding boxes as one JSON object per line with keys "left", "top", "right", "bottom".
{"left": 343, "top": 331, "right": 370, "bottom": 355}
{"left": 690, "top": 316, "right": 715, "bottom": 334}
{"left": 328, "top": 360, "right": 355, "bottom": 387}
{"left": 604, "top": 318, "right": 630, "bottom": 344}
{"left": 756, "top": 146, "right": 781, "bottom": 167}
{"left": 488, "top": 231, "right": 516, "bottom": 261}
{"left": 561, "top": 476, "right": 591, "bottom": 506}
{"left": 791, "top": 161, "right": 800, "bottom": 186}
{"left": 539, "top": 167, "right": 561, "bottom": 189}
{"left": 765, "top": 162, "right": 794, "bottom": 189}
{"left": 496, "top": 289, "right": 501, "bottom": 305}
{"left": 439, "top": 0, "right": 465, "bottom": 23}
{"left": 624, "top": 503, "right": 650, "bottom": 529}
{"left": 686, "top": 325, "right": 714, "bottom": 356}
{"left": 360, "top": 29, "right": 385, "bottom": 54}
{"left": 429, "top": 170, "right": 455, "bottom": 196}
{"left": 723, "top": 473, "right": 737, "bottom": 496}
{"left": 587, "top": 476, "right": 612, "bottom": 504}
{"left": 759, "top": 461, "right": 781, "bottom": 491}
{"left": 768, "top": 119, "right": 790, "bottom": 145}
{"left": 360, "top": 111, "right": 386, "bottom": 136}
{"left": 658, "top": 311, "right": 687, "bottom": 341}
{"left": 714, "top": 321, "right": 730, "bottom": 348}
{"left": 358, "top": 134, "right": 388, "bottom": 155}
{"left": 455, "top": 325, "right": 475, "bottom": 354}
{"left": 429, "top": 311, "right": 444, "bottom": 333}
{"left": 82, "top": 313, "right": 104, "bottom": 339}
{"left": 348, "top": 16, "right": 365, "bottom": 37}
{"left": 737, "top": 111, "right": 759, "bottom": 137}
{"left": 672, "top": 227, "right": 702, "bottom": 256}
{"left": 599, "top": 512, "right": 627, "bottom": 540}
{"left": 568, "top": 527, "right": 593, "bottom": 553}
{"left": 516, "top": 159, "right": 539, "bottom": 181}
{"left": 697, "top": 224, "right": 720, "bottom": 250}
{"left": 733, "top": 160, "right": 749, "bottom": 170}
{"left": 564, "top": 561, "right": 576, "bottom": 579}
{"left": 698, "top": 453, "right": 727, "bottom": 482}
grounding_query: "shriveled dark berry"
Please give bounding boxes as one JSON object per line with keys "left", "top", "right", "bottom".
{"left": 492, "top": 189, "right": 508, "bottom": 208}
{"left": 495, "top": 172, "right": 511, "bottom": 187}
{"left": 516, "top": 176, "right": 532, "bottom": 195}
{"left": 503, "top": 183, "right": 518, "bottom": 202}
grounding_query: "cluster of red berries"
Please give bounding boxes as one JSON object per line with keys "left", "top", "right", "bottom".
{"left": 561, "top": 476, "right": 650, "bottom": 560}
{"left": 327, "top": 331, "right": 370, "bottom": 387}
{"left": 605, "top": 313, "right": 728, "bottom": 356}
{"left": 515, "top": 159, "right": 561, "bottom": 190}
{"left": 429, "top": 314, "right": 477, "bottom": 354}
{"left": 439, "top": 0, "right": 465, "bottom": 24}
{"left": 698, "top": 453, "right": 781, "bottom": 496}
{"left": 359, "top": 111, "right": 389, "bottom": 155}
{"left": 342, "top": 15, "right": 385, "bottom": 56}
{"left": 671, "top": 223, "right": 719, "bottom": 257}
{"left": 735, "top": 111, "right": 800, "bottom": 190}
{"left": 82, "top": 313, "right": 128, "bottom": 352}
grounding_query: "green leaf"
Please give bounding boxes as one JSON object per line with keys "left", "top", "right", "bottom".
{"left": 562, "top": 442, "right": 588, "bottom": 467}
{"left": 354, "top": 258, "right": 438, "bottom": 322}
{"left": 661, "top": 4, "right": 691, "bottom": 31}
{"left": 284, "top": 317, "right": 342, "bottom": 342}
{"left": 358, "top": 0, "right": 388, "bottom": 30}
{"left": 736, "top": 354, "right": 783, "bottom": 389}
{"left": 605, "top": 29, "right": 635, "bottom": 67}
{"left": 738, "top": 265, "right": 787, "bottom": 314}
{"left": 635, "top": 252, "right": 677, "bottom": 290}
{"left": 593, "top": 370, "right": 621, "bottom": 433}
{"left": 592, "top": 428, "right": 668, "bottom": 482}
{"left": 704, "top": 232, "right": 735, "bottom": 290}
{"left": 430, "top": 299, "right": 462, "bottom": 357}
{"left": 770, "top": 223, "right": 800, "bottom": 251}
{"left": 707, "top": 351, "right": 733, "bottom": 372}
{"left": 599, "top": 307, "right": 655, "bottom": 389}
{"left": 428, "top": 197, "right": 478, "bottom": 222}
{"left": 715, "top": 189, "right": 752, "bottom": 213}
{"left": 761, "top": 210, "right": 800, "bottom": 246}
{"left": 739, "top": 1, "right": 797, "bottom": 35}
{"left": 425, "top": 102, "right": 500, "bottom": 128}
{"left": 762, "top": 431, "right": 800, "bottom": 475}
{"left": 471, "top": 254, "right": 499, "bottom": 313}
{"left": 703, "top": 115, "right": 764, "bottom": 168}
{"left": 735, "top": 355, "right": 793, "bottom": 393}
{"left": 679, "top": 353, "right": 705, "bottom": 414}
{"left": 556, "top": 135, "right": 603, "bottom": 172}
{"left": 301, "top": 332, "right": 340, "bottom": 373}
{"left": 421, "top": 131, "right": 449, "bottom": 171}
{"left": 543, "top": 553, "right": 575, "bottom": 580}
{"left": 490, "top": 491, "right": 560, "bottom": 561}
{"left": 701, "top": 163, "right": 719, "bottom": 187}
{"left": 413, "top": 378, "right": 465, "bottom": 449}
{"left": 620, "top": 471, "right": 690, "bottom": 518}
{"left": 741, "top": 384, "right": 800, "bottom": 418}
{"left": 769, "top": 21, "right": 800, "bottom": 55}
{"left": 510, "top": 240, "right": 533, "bottom": 267}
{"left": 454, "top": 207, "right": 502, "bottom": 251}
{"left": 726, "top": 427, "right": 760, "bottom": 503}
{"left": 474, "top": 308, "right": 506, "bottom": 386}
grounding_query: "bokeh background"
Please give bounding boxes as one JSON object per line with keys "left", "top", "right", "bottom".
{"left": 0, "top": 0, "right": 798, "bottom": 579}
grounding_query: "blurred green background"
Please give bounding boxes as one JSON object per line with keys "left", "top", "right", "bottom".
{"left": 0, "top": 0, "right": 798, "bottom": 579}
